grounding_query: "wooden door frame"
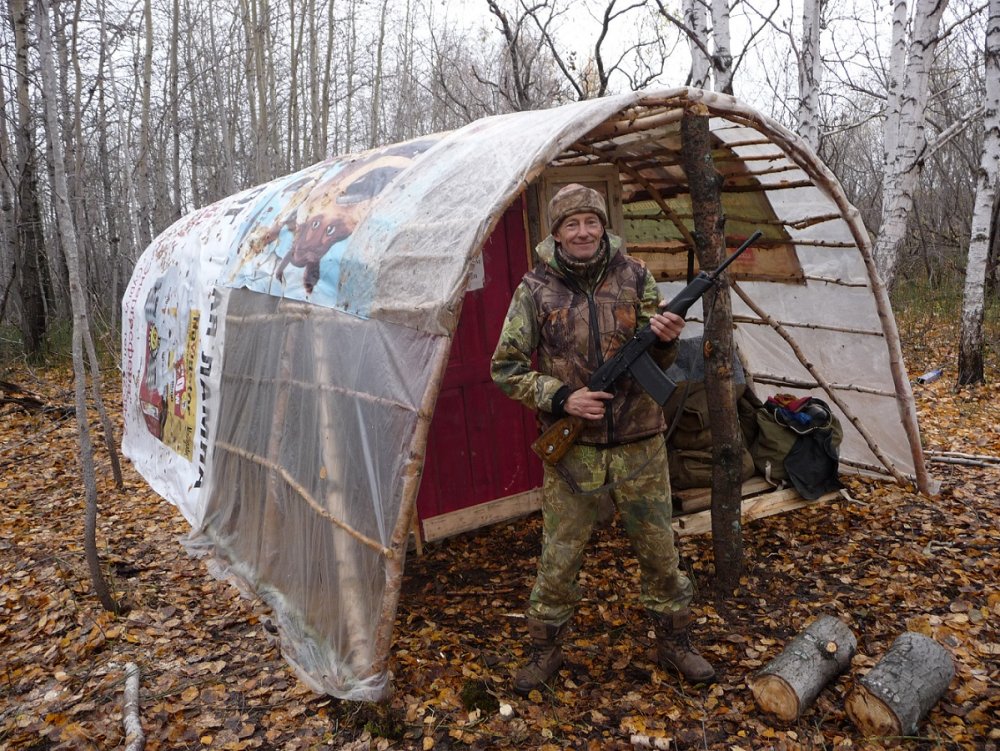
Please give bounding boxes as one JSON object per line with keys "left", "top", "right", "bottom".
{"left": 535, "top": 165, "right": 625, "bottom": 240}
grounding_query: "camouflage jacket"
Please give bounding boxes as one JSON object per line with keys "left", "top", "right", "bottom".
{"left": 490, "top": 232, "right": 676, "bottom": 446}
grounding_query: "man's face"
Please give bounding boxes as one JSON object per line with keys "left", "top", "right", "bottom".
{"left": 553, "top": 212, "right": 604, "bottom": 260}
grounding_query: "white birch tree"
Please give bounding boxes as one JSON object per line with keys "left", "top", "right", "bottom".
{"left": 710, "top": 0, "right": 734, "bottom": 93}
{"left": 684, "top": 0, "right": 711, "bottom": 87}
{"left": 657, "top": 0, "right": 766, "bottom": 93}
{"left": 665, "top": 0, "right": 711, "bottom": 87}
{"left": 873, "top": 0, "right": 950, "bottom": 288}
{"left": 958, "top": 0, "right": 1000, "bottom": 385}
{"left": 798, "top": 0, "right": 823, "bottom": 151}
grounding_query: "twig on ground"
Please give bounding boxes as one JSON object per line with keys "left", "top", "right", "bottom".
{"left": 925, "top": 449, "right": 1000, "bottom": 467}
{"left": 123, "top": 662, "right": 145, "bottom": 751}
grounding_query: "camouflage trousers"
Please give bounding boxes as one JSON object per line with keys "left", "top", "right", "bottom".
{"left": 527, "top": 434, "right": 693, "bottom": 626}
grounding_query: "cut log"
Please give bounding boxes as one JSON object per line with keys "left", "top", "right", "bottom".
{"left": 845, "top": 632, "right": 955, "bottom": 737}
{"left": 749, "top": 615, "right": 856, "bottom": 721}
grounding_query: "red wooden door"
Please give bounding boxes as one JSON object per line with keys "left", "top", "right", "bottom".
{"left": 416, "top": 198, "right": 541, "bottom": 524}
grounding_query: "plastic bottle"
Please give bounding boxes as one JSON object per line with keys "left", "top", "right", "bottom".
{"left": 915, "top": 368, "right": 943, "bottom": 384}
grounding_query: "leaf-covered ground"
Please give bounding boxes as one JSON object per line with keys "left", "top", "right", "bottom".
{"left": 1, "top": 314, "right": 998, "bottom": 751}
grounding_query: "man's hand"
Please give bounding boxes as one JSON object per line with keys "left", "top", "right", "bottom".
{"left": 650, "top": 306, "right": 685, "bottom": 343}
{"left": 565, "top": 387, "right": 613, "bottom": 421}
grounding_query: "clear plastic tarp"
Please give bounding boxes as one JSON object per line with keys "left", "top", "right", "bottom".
{"left": 121, "top": 87, "right": 923, "bottom": 700}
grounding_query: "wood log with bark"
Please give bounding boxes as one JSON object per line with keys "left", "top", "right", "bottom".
{"left": 845, "top": 632, "right": 955, "bottom": 737}
{"left": 749, "top": 615, "right": 856, "bottom": 721}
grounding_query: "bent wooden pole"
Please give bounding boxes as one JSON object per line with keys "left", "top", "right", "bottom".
{"left": 749, "top": 615, "right": 856, "bottom": 721}
{"left": 845, "top": 632, "right": 955, "bottom": 738}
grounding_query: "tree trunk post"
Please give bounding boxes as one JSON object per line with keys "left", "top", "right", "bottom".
{"left": 679, "top": 102, "right": 744, "bottom": 592}
{"left": 845, "top": 632, "right": 955, "bottom": 737}
{"left": 749, "top": 615, "right": 857, "bottom": 721}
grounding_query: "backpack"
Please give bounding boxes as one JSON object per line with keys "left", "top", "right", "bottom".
{"left": 661, "top": 337, "right": 757, "bottom": 489}
{"left": 749, "top": 395, "right": 843, "bottom": 500}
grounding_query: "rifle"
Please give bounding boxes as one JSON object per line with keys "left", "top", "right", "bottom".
{"left": 530, "top": 230, "right": 762, "bottom": 465}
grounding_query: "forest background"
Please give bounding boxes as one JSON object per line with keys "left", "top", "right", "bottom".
{"left": 1, "top": 0, "right": 999, "bottom": 362}
{"left": 1, "top": 0, "right": 999, "bottom": 749}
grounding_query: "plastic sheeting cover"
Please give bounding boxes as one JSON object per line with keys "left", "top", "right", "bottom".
{"left": 122, "top": 87, "right": 922, "bottom": 701}
{"left": 122, "top": 92, "right": 644, "bottom": 700}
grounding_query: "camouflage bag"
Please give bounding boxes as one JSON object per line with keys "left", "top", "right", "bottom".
{"left": 668, "top": 446, "right": 756, "bottom": 490}
{"left": 661, "top": 344, "right": 756, "bottom": 489}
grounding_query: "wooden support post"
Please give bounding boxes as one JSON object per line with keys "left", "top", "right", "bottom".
{"left": 315, "top": 322, "right": 377, "bottom": 678}
{"left": 369, "top": 334, "right": 454, "bottom": 687}
{"left": 410, "top": 511, "right": 423, "bottom": 557}
{"left": 845, "top": 632, "right": 955, "bottom": 737}
{"left": 679, "top": 101, "right": 746, "bottom": 590}
{"left": 749, "top": 615, "right": 856, "bottom": 721}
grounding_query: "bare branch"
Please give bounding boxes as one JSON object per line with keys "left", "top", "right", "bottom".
{"left": 653, "top": 0, "right": 713, "bottom": 62}
{"left": 933, "top": 1, "right": 987, "bottom": 45}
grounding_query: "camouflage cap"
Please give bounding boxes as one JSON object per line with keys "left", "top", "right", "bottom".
{"left": 548, "top": 183, "right": 608, "bottom": 234}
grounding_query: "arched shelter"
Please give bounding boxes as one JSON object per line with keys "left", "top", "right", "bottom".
{"left": 122, "top": 87, "right": 929, "bottom": 701}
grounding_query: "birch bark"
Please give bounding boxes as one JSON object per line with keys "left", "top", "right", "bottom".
{"left": 797, "top": 0, "right": 823, "bottom": 151}
{"left": 684, "top": 0, "right": 711, "bottom": 88}
{"left": 874, "top": 0, "right": 950, "bottom": 288}
{"left": 958, "top": 0, "right": 1000, "bottom": 385}
{"left": 710, "top": 0, "right": 734, "bottom": 93}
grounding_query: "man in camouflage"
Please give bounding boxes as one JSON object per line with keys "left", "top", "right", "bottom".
{"left": 491, "top": 183, "right": 716, "bottom": 695}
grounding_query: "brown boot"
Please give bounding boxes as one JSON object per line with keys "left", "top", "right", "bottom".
{"left": 652, "top": 609, "right": 716, "bottom": 683}
{"left": 513, "top": 619, "right": 566, "bottom": 696}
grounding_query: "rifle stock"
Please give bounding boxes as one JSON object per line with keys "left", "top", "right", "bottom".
{"left": 531, "top": 416, "right": 584, "bottom": 464}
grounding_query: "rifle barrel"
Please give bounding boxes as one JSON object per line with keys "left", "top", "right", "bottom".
{"left": 711, "top": 230, "right": 763, "bottom": 279}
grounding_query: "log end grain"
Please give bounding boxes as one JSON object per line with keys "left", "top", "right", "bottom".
{"left": 749, "top": 673, "right": 800, "bottom": 721}
{"left": 845, "top": 683, "right": 902, "bottom": 737}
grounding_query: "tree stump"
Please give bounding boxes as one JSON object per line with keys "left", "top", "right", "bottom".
{"left": 749, "top": 615, "right": 856, "bottom": 721}
{"left": 845, "top": 632, "right": 955, "bottom": 737}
